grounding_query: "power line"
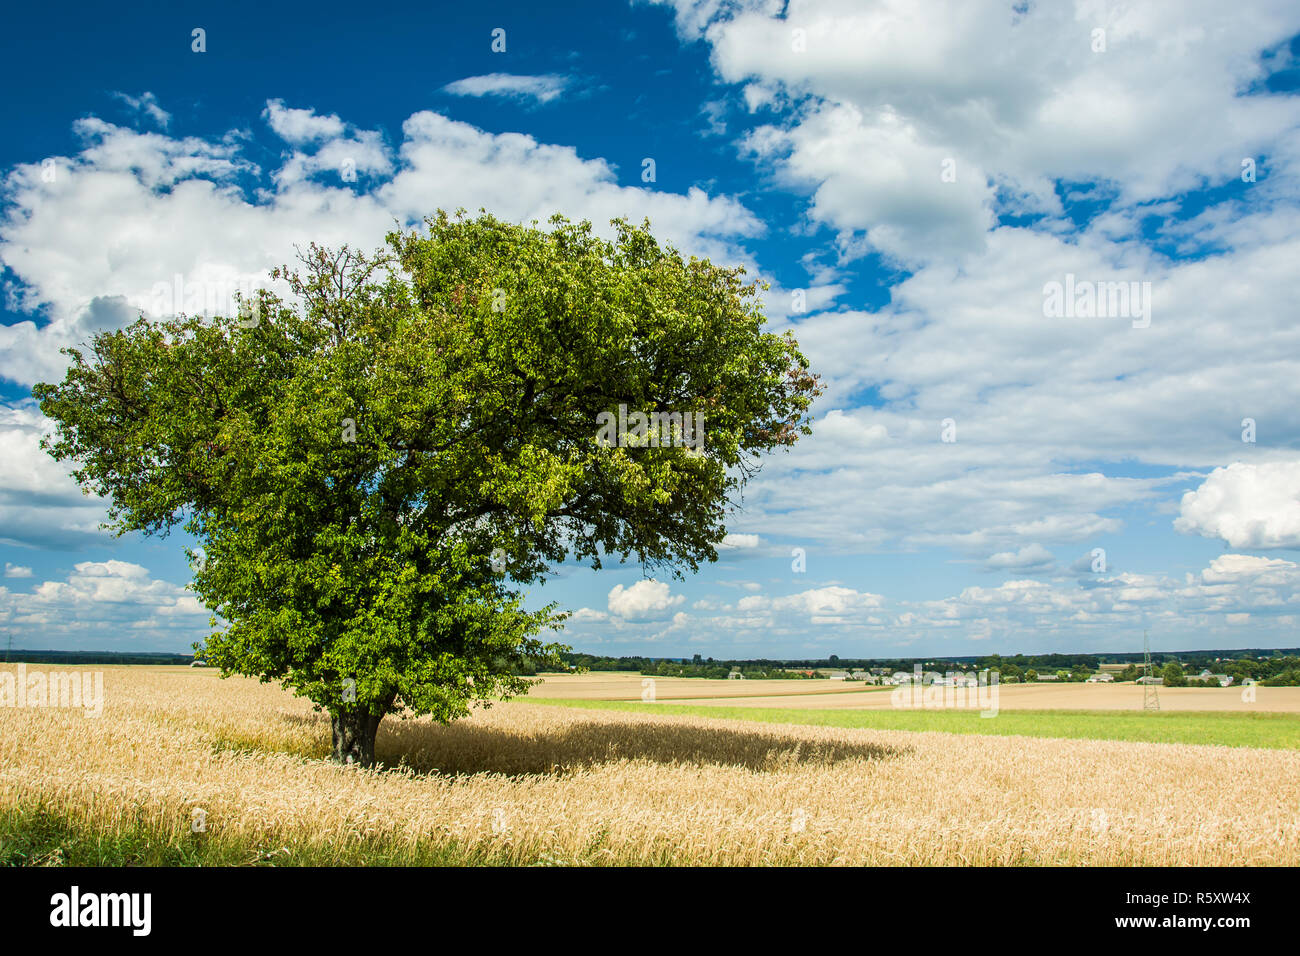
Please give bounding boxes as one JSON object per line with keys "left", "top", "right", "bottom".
{"left": 1143, "top": 628, "right": 1160, "bottom": 711}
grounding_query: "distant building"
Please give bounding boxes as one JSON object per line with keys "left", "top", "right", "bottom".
{"left": 1086, "top": 673, "right": 1113, "bottom": 682}
{"left": 189, "top": 659, "right": 209, "bottom": 668}
{"left": 727, "top": 669, "right": 745, "bottom": 680}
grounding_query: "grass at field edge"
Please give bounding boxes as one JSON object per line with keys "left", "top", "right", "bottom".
{"left": 529, "top": 699, "right": 1300, "bottom": 750}
{"left": 0, "top": 805, "right": 590, "bottom": 867}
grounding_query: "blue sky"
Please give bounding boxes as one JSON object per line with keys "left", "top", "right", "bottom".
{"left": 3, "top": 0, "right": 1300, "bottom": 658}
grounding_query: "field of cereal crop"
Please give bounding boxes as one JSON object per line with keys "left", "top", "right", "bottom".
{"left": 3, "top": 665, "right": 1297, "bottom": 866}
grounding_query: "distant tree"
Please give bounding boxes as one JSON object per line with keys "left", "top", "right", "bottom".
{"left": 1026, "top": 669, "right": 1039, "bottom": 682}
{"left": 1161, "top": 662, "right": 1188, "bottom": 687}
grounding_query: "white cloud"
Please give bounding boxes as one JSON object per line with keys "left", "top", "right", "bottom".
{"left": 441, "top": 74, "right": 571, "bottom": 104}
{"left": 4, "top": 563, "right": 32, "bottom": 578}
{"left": 657, "top": 0, "right": 1300, "bottom": 265}
{"left": 0, "top": 401, "right": 111, "bottom": 548}
{"left": 0, "top": 103, "right": 762, "bottom": 390}
{"left": 985, "top": 543, "right": 1055, "bottom": 573}
{"left": 607, "top": 579, "right": 685, "bottom": 620}
{"left": 1176, "top": 461, "right": 1300, "bottom": 549}
{"left": 112, "top": 91, "right": 171, "bottom": 129}
{"left": 739, "top": 99, "right": 995, "bottom": 263}
{"left": 0, "top": 560, "right": 211, "bottom": 648}
{"left": 1195, "top": 553, "right": 1298, "bottom": 585}
{"left": 263, "top": 99, "right": 346, "bottom": 144}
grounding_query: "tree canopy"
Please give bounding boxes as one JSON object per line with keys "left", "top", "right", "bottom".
{"left": 34, "top": 211, "right": 821, "bottom": 765}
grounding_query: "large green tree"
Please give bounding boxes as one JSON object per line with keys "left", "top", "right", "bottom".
{"left": 35, "top": 211, "right": 821, "bottom": 766}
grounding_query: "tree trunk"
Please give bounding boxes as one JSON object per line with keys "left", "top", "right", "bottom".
{"left": 330, "top": 708, "right": 386, "bottom": 767}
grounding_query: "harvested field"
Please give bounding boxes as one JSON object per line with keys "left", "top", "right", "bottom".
{"left": 525, "top": 671, "right": 870, "bottom": 701}
{"left": 530, "top": 672, "right": 1300, "bottom": 712}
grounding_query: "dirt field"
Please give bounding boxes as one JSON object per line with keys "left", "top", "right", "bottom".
{"left": 2, "top": 665, "right": 1298, "bottom": 865}
{"left": 527, "top": 671, "right": 871, "bottom": 701}
{"left": 534, "top": 672, "right": 1300, "bottom": 712}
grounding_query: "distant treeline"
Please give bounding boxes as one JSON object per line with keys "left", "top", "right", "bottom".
{"left": 562, "top": 653, "right": 826, "bottom": 679}
{"left": 2, "top": 649, "right": 194, "bottom": 665}
{"left": 561, "top": 649, "right": 1300, "bottom": 683}
{"left": 6, "top": 647, "right": 1298, "bottom": 683}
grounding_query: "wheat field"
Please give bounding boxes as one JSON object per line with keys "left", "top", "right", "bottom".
{"left": 2, "top": 665, "right": 1298, "bottom": 865}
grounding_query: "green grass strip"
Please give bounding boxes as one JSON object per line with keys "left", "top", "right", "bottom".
{"left": 532, "top": 698, "right": 1300, "bottom": 750}
{"left": 0, "top": 804, "right": 558, "bottom": 867}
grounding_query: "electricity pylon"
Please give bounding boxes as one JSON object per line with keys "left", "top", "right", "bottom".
{"left": 1143, "top": 628, "right": 1160, "bottom": 711}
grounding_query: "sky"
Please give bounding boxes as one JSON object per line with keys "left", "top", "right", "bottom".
{"left": 2, "top": 0, "right": 1300, "bottom": 659}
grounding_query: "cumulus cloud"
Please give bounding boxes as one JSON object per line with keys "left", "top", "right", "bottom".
{"left": 1176, "top": 461, "right": 1300, "bottom": 549}
{"left": 263, "top": 99, "right": 346, "bottom": 144}
{"left": 734, "top": 585, "right": 884, "bottom": 629}
{"left": 0, "top": 560, "right": 210, "bottom": 649}
{"left": 984, "top": 543, "right": 1055, "bottom": 573}
{"left": 0, "top": 101, "right": 762, "bottom": 389}
{"left": 607, "top": 579, "right": 685, "bottom": 620}
{"left": 4, "top": 563, "right": 32, "bottom": 578}
{"left": 657, "top": 0, "right": 1300, "bottom": 263}
{"left": 0, "top": 401, "right": 111, "bottom": 548}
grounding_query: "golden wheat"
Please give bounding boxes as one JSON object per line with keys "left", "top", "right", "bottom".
{"left": 2, "top": 665, "right": 1297, "bottom": 865}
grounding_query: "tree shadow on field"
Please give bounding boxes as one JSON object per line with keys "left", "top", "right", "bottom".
{"left": 362, "top": 714, "right": 910, "bottom": 777}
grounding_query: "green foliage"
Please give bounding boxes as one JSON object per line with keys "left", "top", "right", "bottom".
{"left": 33, "top": 211, "right": 820, "bottom": 757}
{"left": 1161, "top": 662, "right": 1188, "bottom": 687}
{"left": 0, "top": 805, "right": 536, "bottom": 867}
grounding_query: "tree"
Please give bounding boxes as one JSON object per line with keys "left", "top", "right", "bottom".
{"left": 1161, "top": 662, "right": 1188, "bottom": 687}
{"left": 34, "top": 211, "right": 821, "bottom": 766}
{"left": 1025, "top": 669, "right": 1039, "bottom": 682}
